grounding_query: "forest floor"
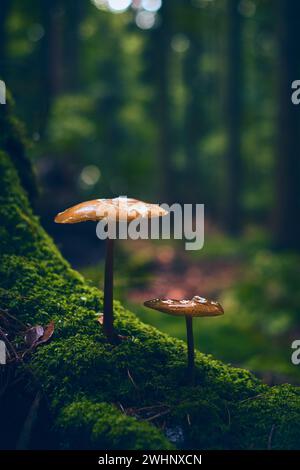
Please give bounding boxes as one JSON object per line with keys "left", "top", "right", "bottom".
{"left": 125, "top": 240, "right": 243, "bottom": 303}
{"left": 80, "top": 234, "right": 300, "bottom": 388}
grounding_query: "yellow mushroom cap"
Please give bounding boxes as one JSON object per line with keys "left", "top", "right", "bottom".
{"left": 144, "top": 296, "right": 224, "bottom": 317}
{"left": 54, "top": 197, "right": 168, "bottom": 224}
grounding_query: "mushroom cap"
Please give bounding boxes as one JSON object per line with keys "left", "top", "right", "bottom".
{"left": 143, "top": 296, "right": 224, "bottom": 317}
{"left": 54, "top": 197, "right": 168, "bottom": 224}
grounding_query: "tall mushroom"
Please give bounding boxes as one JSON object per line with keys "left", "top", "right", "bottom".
{"left": 55, "top": 197, "right": 168, "bottom": 342}
{"left": 144, "top": 296, "right": 224, "bottom": 382}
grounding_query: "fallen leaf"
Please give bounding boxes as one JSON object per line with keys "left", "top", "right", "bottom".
{"left": 25, "top": 326, "right": 44, "bottom": 347}
{"left": 36, "top": 321, "right": 55, "bottom": 346}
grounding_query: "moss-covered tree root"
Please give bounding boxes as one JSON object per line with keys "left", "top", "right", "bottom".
{"left": 1, "top": 150, "right": 300, "bottom": 449}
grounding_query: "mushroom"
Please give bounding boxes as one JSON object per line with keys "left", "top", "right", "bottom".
{"left": 55, "top": 197, "right": 167, "bottom": 342}
{"left": 143, "top": 296, "right": 224, "bottom": 381}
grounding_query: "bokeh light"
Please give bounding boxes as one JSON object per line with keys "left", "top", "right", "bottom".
{"left": 238, "top": 0, "right": 256, "bottom": 17}
{"left": 141, "top": 0, "right": 162, "bottom": 12}
{"left": 171, "top": 34, "right": 190, "bottom": 53}
{"left": 91, "top": 0, "right": 109, "bottom": 11}
{"left": 79, "top": 165, "right": 101, "bottom": 188}
{"left": 27, "top": 24, "right": 45, "bottom": 42}
{"left": 136, "top": 10, "right": 156, "bottom": 29}
{"left": 131, "top": 0, "right": 142, "bottom": 9}
{"left": 108, "top": 0, "right": 132, "bottom": 12}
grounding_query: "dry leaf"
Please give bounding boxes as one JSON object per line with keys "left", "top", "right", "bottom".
{"left": 36, "top": 321, "right": 55, "bottom": 346}
{"left": 25, "top": 325, "right": 44, "bottom": 347}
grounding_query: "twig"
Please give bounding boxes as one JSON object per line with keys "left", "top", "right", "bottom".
{"left": 145, "top": 409, "right": 171, "bottom": 422}
{"left": 225, "top": 404, "right": 231, "bottom": 427}
{"left": 127, "top": 369, "right": 138, "bottom": 390}
{"left": 0, "top": 315, "right": 51, "bottom": 411}
{"left": 0, "top": 308, "right": 27, "bottom": 329}
{"left": 239, "top": 393, "right": 266, "bottom": 404}
{"left": 268, "top": 424, "right": 275, "bottom": 450}
{"left": 118, "top": 402, "right": 125, "bottom": 413}
{"left": 132, "top": 404, "right": 168, "bottom": 412}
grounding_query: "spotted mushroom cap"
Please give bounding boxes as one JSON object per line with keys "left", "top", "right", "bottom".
{"left": 144, "top": 296, "right": 224, "bottom": 317}
{"left": 54, "top": 197, "right": 168, "bottom": 224}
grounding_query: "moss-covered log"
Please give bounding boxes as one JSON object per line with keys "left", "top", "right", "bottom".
{"left": 0, "top": 89, "right": 37, "bottom": 203}
{"left": 1, "top": 127, "right": 300, "bottom": 449}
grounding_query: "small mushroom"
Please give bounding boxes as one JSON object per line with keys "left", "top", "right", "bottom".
{"left": 144, "top": 296, "right": 224, "bottom": 381}
{"left": 55, "top": 197, "right": 167, "bottom": 343}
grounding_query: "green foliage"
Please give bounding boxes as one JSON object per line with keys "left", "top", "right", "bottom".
{"left": 230, "top": 251, "right": 300, "bottom": 336}
{"left": 1, "top": 150, "right": 300, "bottom": 449}
{"left": 3, "top": 0, "right": 291, "bottom": 222}
{"left": 47, "top": 94, "right": 96, "bottom": 153}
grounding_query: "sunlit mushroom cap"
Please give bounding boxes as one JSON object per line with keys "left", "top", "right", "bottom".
{"left": 144, "top": 296, "right": 224, "bottom": 317}
{"left": 54, "top": 197, "right": 168, "bottom": 224}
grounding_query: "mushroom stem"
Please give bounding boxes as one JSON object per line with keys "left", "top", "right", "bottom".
{"left": 103, "top": 238, "right": 115, "bottom": 341}
{"left": 185, "top": 315, "right": 195, "bottom": 382}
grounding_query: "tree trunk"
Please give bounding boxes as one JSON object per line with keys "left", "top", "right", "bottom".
{"left": 149, "top": 1, "right": 174, "bottom": 202}
{"left": 39, "top": 0, "right": 65, "bottom": 133}
{"left": 223, "top": 0, "right": 242, "bottom": 235}
{"left": 273, "top": 0, "right": 300, "bottom": 250}
{"left": 0, "top": 0, "right": 10, "bottom": 80}
{"left": 183, "top": 39, "right": 202, "bottom": 204}
{"left": 64, "top": 0, "right": 83, "bottom": 92}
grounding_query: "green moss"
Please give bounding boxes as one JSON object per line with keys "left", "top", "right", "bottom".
{"left": 1, "top": 149, "right": 300, "bottom": 449}
{"left": 58, "top": 400, "right": 173, "bottom": 450}
{"left": 0, "top": 90, "right": 37, "bottom": 202}
{"left": 234, "top": 384, "right": 300, "bottom": 449}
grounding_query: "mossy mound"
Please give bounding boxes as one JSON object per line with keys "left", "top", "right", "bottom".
{"left": 1, "top": 151, "right": 300, "bottom": 449}
{"left": 0, "top": 89, "right": 37, "bottom": 203}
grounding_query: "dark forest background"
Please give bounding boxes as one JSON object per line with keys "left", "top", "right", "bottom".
{"left": 1, "top": 0, "right": 300, "bottom": 383}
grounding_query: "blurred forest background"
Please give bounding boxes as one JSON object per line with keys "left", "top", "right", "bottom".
{"left": 1, "top": 0, "right": 300, "bottom": 384}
